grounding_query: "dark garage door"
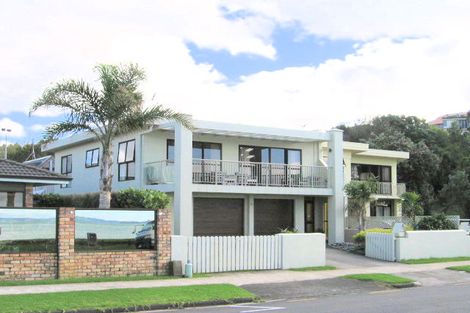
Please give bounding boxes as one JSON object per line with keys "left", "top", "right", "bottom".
{"left": 193, "top": 198, "right": 244, "bottom": 236}
{"left": 254, "top": 199, "right": 294, "bottom": 235}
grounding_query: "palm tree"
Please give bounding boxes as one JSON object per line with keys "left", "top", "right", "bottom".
{"left": 31, "top": 63, "right": 192, "bottom": 208}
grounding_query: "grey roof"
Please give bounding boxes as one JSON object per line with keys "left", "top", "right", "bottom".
{"left": 0, "top": 159, "right": 71, "bottom": 181}
{"left": 23, "top": 155, "right": 53, "bottom": 168}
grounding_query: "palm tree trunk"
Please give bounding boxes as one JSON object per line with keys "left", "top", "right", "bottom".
{"left": 99, "top": 146, "right": 113, "bottom": 209}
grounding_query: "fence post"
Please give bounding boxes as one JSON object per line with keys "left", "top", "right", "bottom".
{"left": 57, "top": 207, "right": 75, "bottom": 279}
{"left": 155, "top": 208, "right": 172, "bottom": 275}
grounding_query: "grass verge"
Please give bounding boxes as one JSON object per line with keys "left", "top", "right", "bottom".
{"left": 343, "top": 273, "right": 415, "bottom": 285}
{"left": 400, "top": 257, "right": 470, "bottom": 264}
{"left": 290, "top": 265, "right": 337, "bottom": 272}
{"left": 0, "top": 273, "right": 210, "bottom": 287}
{"left": 0, "top": 284, "right": 256, "bottom": 313}
{"left": 447, "top": 265, "right": 470, "bottom": 273}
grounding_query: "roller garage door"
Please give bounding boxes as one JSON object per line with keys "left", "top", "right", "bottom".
{"left": 254, "top": 199, "right": 294, "bottom": 235}
{"left": 193, "top": 198, "right": 244, "bottom": 236}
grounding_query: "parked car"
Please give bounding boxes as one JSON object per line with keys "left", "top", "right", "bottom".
{"left": 135, "top": 221, "right": 155, "bottom": 249}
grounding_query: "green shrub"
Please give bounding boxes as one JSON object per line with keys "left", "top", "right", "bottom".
{"left": 34, "top": 193, "right": 65, "bottom": 207}
{"left": 416, "top": 213, "right": 457, "bottom": 230}
{"left": 352, "top": 228, "right": 392, "bottom": 244}
{"left": 34, "top": 189, "right": 170, "bottom": 209}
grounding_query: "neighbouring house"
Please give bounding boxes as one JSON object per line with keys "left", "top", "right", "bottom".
{"left": 430, "top": 111, "right": 469, "bottom": 130}
{"left": 0, "top": 159, "right": 71, "bottom": 207}
{"left": 42, "top": 119, "right": 409, "bottom": 243}
{"left": 23, "top": 155, "right": 55, "bottom": 194}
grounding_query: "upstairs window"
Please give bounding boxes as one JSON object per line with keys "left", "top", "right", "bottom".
{"left": 85, "top": 148, "right": 100, "bottom": 168}
{"left": 61, "top": 155, "right": 72, "bottom": 174}
{"left": 118, "top": 140, "right": 135, "bottom": 181}
{"left": 60, "top": 154, "right": 72, "bottom": 188}
{"left": 166, "top": 140, "right": 222, "bottom": 162}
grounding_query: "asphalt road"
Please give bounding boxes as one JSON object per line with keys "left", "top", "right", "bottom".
{"left": 157, "top": 281, "right": 470, "bottom": 313}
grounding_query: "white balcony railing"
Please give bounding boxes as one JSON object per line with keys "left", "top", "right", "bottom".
{"left": 145, "top": 159, "right": 330, "bottom": 188}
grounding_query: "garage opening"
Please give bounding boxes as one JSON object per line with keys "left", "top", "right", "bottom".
{"left": 193, "top": 198, "right": 244, "bottom": 236}
{"left": 254, "top": 199, "right": 294, "bottom": 235}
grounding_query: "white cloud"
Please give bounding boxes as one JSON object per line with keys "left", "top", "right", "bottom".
{"left": 0, "top": 118, "right": 26, "bottom": 138}
{"left": 30, "top": 124, "right": 49, "bottom": 132}
{"left": 1, "top": 1, "right": 470, "bottom": 130}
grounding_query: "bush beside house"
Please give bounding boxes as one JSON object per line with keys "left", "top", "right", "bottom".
{"left": 34, "top": 188, "right": 170, "bottom": 209}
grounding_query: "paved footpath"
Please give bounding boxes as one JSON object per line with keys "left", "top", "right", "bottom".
{"left": 1, "top": 249, "right": 470, "bottom": 295}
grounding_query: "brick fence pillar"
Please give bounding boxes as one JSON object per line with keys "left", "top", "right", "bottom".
{"left": 57, "top": 207, "right": 75, "bottom": 278}
{"left": 155, "top": 208, "right": 172, "bottom": 275}
{"left": 24, "top": 185, "right": 33, "bottom": 208}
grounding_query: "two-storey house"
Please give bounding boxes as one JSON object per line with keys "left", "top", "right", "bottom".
{"left": 43, "top": 119, "right": 408, "bottom": 243}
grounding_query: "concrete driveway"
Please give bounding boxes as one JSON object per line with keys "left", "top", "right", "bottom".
{"left": 326, "top": 247, "right": 395, "bottom": 269}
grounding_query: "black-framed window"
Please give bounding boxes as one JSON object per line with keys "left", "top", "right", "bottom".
{"left": 61, "top": 155, "right": 72, "bottom": 174}
{"left": 118, "top": 140, "right": 135, "bottom": 181}
{"left": 239, "top": 146, "right": 302, "bottom": 165}
{"left": 351, "top": 164, "right": 391, "bottom": 182}
{"left": 370, "top": 199, "right": 394, "bottom": 217}
{"left": 85, "top": 148, "right": 100, "bottom": 168}
{"left": 166, "top": 140, "right": 222, "bottom": 161}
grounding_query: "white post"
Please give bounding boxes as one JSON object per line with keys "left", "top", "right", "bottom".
{"left": 174, "top": 123, "right": 193, "bottom": 236}
{"left": 327, "top": 129, "right": 345, "bottom": 243}
{"left": 294, "top": 197, "right": 305, "bottom": 232}
{"left": 247, "top": 195, "right": 255, "bottom": 235}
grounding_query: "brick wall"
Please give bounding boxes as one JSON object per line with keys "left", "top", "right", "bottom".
{"left": 69, "top": 251, "right": 157, "bottom": 277}
{"left": 0, "top": 207, "right": 172, "bottom": 281}
{"left": 0, "top": 253, "right": 57, "bottom": 280}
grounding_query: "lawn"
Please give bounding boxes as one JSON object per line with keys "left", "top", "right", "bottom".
{"left": 447, "top": 265, "right": 470, "bottom": 273}
{"left": 400, "top": 257, "right": 470, "bottom": 264}
{"left": 290, "top": 265, "right": 337, "bottom": 272}
{"left": 0, "top": 273, "right": 210, "bottom": 287}
{"left": 343, "top": 273, "right": 415, "bottom": 285}
{"left": 0, "top": 284, "right": 256, "bottom": 313}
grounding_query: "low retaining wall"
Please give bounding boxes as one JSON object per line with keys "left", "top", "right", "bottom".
{"left": 172, "top": 233, "right": 325, "bottom": 274}
{"left": 396, "top": 230, "right": 470, "bottom": 261}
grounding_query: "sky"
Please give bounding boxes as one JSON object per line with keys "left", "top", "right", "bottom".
{"left": 1, "top": 0, "right": 470, "bottom": 146}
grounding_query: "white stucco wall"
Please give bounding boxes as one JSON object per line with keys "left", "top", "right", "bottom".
{"left": 52, "top": 131, "right": 142, "bottom": 194}
{"left": 396, "top": 230, "right": 470, "bottom": 261}
{"left": 279, "top": 233, "right": 326, "bottom": 268}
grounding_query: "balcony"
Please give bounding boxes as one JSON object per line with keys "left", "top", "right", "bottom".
{"left": 375, "top": 182, "right": 406, "bottom": 196}
{"left": 145, "top": 159, "right": 330, "bottom": 188}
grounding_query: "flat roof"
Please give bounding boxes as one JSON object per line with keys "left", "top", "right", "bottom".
{"left": 44, "top": 119, "right": 332, "bottom": 152}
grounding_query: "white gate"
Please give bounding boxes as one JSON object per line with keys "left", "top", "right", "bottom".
{"left": 189, "top": 235, "right": 282, "bottom": 273}
{"left": 365, "top": 233, "right": 395, "bottom": 261}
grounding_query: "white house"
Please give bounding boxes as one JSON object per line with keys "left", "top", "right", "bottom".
{"left": 42, "top": 119, "right": 409, "bottom": 244}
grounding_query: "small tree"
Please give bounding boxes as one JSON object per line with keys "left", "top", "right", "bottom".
{"left": 31, "top": 64, "right": 192, "bottom": 208}
{"left": 344, "top": 179, "right": 378, "bottom": 231}
{"left": 400, "top": 192, "right": 424, "bottom": 225}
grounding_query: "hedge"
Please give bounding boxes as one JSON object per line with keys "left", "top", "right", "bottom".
{"left": 34, "top": 188, "right": 170, "bottom": 210}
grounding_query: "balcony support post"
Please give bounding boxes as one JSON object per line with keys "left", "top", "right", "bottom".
{"left": 174, "top": 123, "right": 193, "bottom": 236}
{"left": 327, "top": 129, "right": 345, "bottom": 243}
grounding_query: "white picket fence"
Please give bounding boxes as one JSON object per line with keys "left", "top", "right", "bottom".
{"left": 365, "top": 232, "right": 395, "bottom": 261}
{"left": 172, "top": 233, "right": 326, "bottom": 274}
{"left": 188, "top": 235, "right": 282, "bottom": 273}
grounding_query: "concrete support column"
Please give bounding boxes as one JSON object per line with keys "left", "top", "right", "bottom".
{"left": 327, "top": 129, "right": 345, "bottom": 243}
{"left": 174, "top": 123, "right": 193, "bottom": 236}
{"left": 294, "top": 197, "right": 305, "bottom": 233}
{"left": 247, "top": 195, "right": 255, "bottom": 235}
